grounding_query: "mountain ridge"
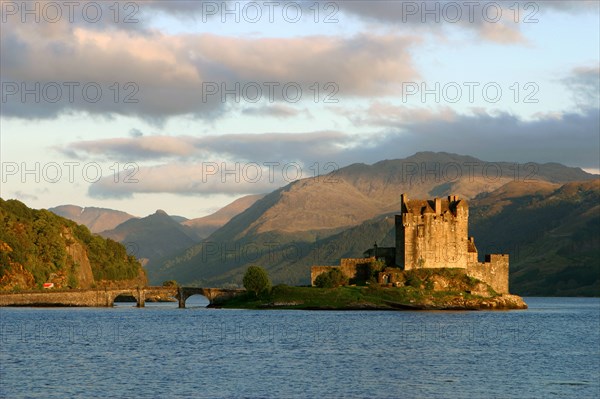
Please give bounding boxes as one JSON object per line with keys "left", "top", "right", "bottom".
{"left": 49, "top": 205, "right": 136, "bottom": 233}
{"left": 99, "top": 209, "right": 200, "bottom": 266}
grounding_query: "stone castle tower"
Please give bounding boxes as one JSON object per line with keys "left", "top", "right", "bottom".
{"left": 395, "top": 194, "right": 509, "bottom": 293}
{"left": 396, "top": 194, "right": 472, "bottom": 269}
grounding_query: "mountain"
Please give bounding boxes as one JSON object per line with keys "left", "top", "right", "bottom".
{"left": 0, "top": 198, "right": 145, "bottom": 290}
{"left": 470, "top": 180, "right": 600, "bottom": 296}
{"left": 200, "top": 152, "right": 593, "bottom": 243}
{"left": 99, "top": 210, "right": 200, "bottom": 268}
{"left": 183, "top": 194, "right": 265, "bottom": 239}
{"left": 49, "top": 205, "right": 136, "bottom": 233}
{"left": 149, "top": 153, "right": 597, "bottom": 294}
{"left": 95, "top": 195, "right": 264, "bottom": 272}
{"left": 170, "top": 215, "right": 189, "bottom": 223}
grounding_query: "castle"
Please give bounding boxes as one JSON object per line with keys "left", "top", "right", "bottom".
{"left": 311, "top": 194, "right": 510, "bottom": 294}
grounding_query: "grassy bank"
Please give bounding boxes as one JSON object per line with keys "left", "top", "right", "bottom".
{"left": 215, "top": 284, "right": 525, "bottom": 310}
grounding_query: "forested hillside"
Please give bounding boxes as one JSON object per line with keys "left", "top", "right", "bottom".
{"left": 0, "top": 198, "right": 144, "bottom": 290}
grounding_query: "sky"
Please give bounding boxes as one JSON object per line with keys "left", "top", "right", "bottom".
{"left": 1, "top": 0, "right": 599, "bottom": 218}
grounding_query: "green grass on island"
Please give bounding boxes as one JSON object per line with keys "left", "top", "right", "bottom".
{"left": 216, "top": 284, "right": 486, "bottom": 310}
{"left": 215, "top": 269, "right": 526, "bottom": 310}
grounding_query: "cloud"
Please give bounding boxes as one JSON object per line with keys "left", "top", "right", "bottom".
{"left": 1, "top": 21, "right": 419, "bottom": 121}
{"left": 138, "top": 1, "right": 598, "bottom": 43}
{"left": 335, "top": 101, "right": 458, "bottom": 127}
{"left": 121, "top": 1, "right": 600, "bottom": 24}
{"left": 12, "top": 191, "right": 39, "bottom": 202}
{"left": 317, "top": 0, "right": 598, "bottom": 44}
{"left": 561, "top": 65, "right": 600, "bottom": 110}
{"left": 61, "top": 131, "right": 349, "bottom": 162}
{"left": 62, "top": 136, "right": 199, "bottom": 160}
{"left": 241, "top": 104, "right": 311, "bottom": 119}
{"left": 4, "top": 1, "right": 594, "bottom": 124}
{"left": 88, "top": 161, "right": 305, "bottom": 198}
{"left": 129, "top": 128, "right": 144, "bottom": 138}
{"left": 322, "top": 0, "right": 529, "bottom": 44}
{"left": 535, "top": 0, "right": 599, "bottom": 12}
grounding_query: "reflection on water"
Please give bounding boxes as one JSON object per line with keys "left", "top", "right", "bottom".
{"left": 113, "top": 294, "right": 210, "bottom": 308}
{"left": 1, "top": 298, "right": 598, "bottom": 399}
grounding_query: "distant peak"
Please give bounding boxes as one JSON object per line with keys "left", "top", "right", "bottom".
{"left": 155, "top": 209, "right": 168, "bottom": 216}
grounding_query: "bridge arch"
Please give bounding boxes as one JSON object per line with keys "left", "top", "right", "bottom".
{"left": 177, "top": 287, "right": 246, "bottom": 308}
{"left": 180, "top": 293, "right": 210, "bottom": 308}
{"left": 113, "top": 293, "right": 137, "bottom": 307}
{"left": 108, "top": 289, "right": 146, "bottom": 307}
{"left": 177, "top": 287, "right": 208, "bottom": 308}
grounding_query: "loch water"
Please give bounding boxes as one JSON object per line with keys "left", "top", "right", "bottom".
{"left": 1, "top": 297, "right": 599, "bottom": 399}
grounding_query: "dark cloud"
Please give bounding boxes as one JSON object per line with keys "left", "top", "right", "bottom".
{"left": 331, "top": 0, "right": 598, "bottom": 25}
{"left": 129, "top": 128, "right": 144, "bottom": 138}
{"left": 351, "top": 108, "right": 600, "bottom": 170}
{"left": 316, "top": 0, "right": 598, "bottom": 44}
{"left": 140, "top": 1, "right": 598, "bottom": 39}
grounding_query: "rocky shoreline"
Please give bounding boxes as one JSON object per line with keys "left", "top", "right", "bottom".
{"left": 254, "top": 295, "right": 528, "bottom": 311}
{"left": 381, "top": 294, "right": 528, "bottom": 310}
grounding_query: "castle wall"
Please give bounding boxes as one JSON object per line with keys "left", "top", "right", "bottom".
{"left": 340, "top": 257, "right": 375, "bottom": 281}
{"left": 395, "top": 215, "right": 404, "bottom": 269}
{"left": 466, "top": 255, "right": 509, "bottom": 294}
{"left": 311, "top": 257, "right": 376, "bottom": 285}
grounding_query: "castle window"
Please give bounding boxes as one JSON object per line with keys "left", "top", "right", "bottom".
{"left": 417, "top": 225, "right": 424, "bottom": 238}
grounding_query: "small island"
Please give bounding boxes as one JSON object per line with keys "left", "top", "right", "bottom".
{"left": 216, "top": 194, "right": 528, "bottom": 311}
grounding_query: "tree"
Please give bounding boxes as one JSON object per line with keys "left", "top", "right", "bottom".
{"left": 243, "top": 266, "right": 272, "bottom": 296}
{"left": 314, "top": 268, "right": 348, "bottom": 288}
{"left": 367, "top": 259, "right": 386, "bottom": 283}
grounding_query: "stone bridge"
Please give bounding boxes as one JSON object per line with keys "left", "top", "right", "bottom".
{"left": 0, "top": 287, "right": 245, "bottom": 308}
